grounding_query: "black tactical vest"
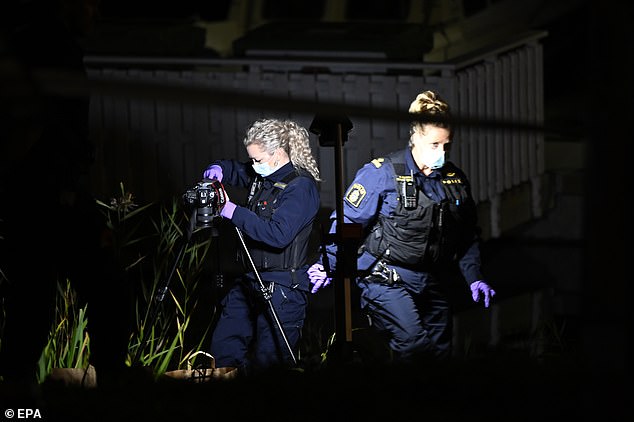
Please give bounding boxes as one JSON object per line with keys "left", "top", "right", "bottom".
{"left": 363, "top": 151, "right": 477, "bottom": 268}
{"left": 240, "top": 168, "right": 313, "bottom": 271}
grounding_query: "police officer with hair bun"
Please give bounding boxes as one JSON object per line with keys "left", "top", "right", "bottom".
{"left": 309, "top": 90, "right": 496, "bottom": 363}
{"left": 202, "top": 118, "right": 320, "bottom": 375}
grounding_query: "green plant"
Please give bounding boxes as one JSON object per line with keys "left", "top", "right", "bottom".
{"left": 318, "top": 327, "right": 392, "bottom": 367}
{"left": 34, "top": 183, "right": 215, "bottom": 381}
{"left": 95, "top": 182, "right": 155, "bottom": 272}
{"left": 36, "top": 279, "right": 91, "bottom": 383}
{"left": 102, "top": 191, "right": 214, "bottom": 378}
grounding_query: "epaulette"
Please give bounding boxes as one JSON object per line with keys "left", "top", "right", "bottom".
{"left": 273, "top": 168, "right": 302, "bottom": 189}
{"left": 371, "top": 158, "right": 385, "bottom": 168}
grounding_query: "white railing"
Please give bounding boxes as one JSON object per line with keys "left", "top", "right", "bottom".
{"left": 85, "top": 31, "right": 546, "bottom": 238}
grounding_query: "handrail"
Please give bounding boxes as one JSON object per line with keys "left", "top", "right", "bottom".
{"left": 446, "top": 30, "right": 548, "bottom": 69}
{"left": 84, "top": 54, "right": 452, "bottom": 72}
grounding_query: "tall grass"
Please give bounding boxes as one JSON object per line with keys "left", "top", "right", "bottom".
{"left": 36, "top": 279, "right": 91, "bottom": 383}
{"left": 34, "top": 183, "right": 215, "bottom": 381}
{"left": 99, "top": 186, "right": 214, "bottom": 378}
{"left": 126, "top": 198, "right": 213, "bottom": 377}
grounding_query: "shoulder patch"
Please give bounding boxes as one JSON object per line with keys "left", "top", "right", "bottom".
{"left": 345, "top": 183, "right": 366, "bottom": 207}
{"left": 371, "top": 158, "right": 384, "bottom": 168}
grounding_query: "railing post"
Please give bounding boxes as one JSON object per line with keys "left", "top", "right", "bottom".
{"left": 310, "top": 114, "right": 360, "bottom": 364}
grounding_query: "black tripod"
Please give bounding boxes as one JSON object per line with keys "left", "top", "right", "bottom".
{"left": 131, "top": 207, "right": 199, "bottom": 366}
{"left": 131, "top": 201, "right": 297, "bottom": 367}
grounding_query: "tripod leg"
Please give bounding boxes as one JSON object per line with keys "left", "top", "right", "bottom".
{"left": 234, "top": 227, "right": 298, "bottom": 366}
{"left": 131, "top": 208, "right": 197, "bottom": 366}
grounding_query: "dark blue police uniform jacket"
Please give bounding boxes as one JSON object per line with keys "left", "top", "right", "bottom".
{"left": 319, "top": 149, "right": 483, "bottom": 360}
{"left": 209, "top": 159, "right": 319, "bottom": 370}
{"left": 321, "top": 149, "right": 482, "bottom": 285}
{"left": 216, "top": 160, "right": 320, "bottom": 291}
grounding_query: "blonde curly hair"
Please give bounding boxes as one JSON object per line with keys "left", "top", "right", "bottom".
{"left": 243, "top": 118, "right": 321, "bottom": 181}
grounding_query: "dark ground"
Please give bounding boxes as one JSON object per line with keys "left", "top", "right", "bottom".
{"left": 0, "top": 354, "right": 628, "bottom": 422}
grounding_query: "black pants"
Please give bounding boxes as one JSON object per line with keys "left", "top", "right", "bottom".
{"left": 210, "top": 277, "right": 307, "bottom": 373}
{"left": 357, "top": 265, "right": 452, "bottom": 362}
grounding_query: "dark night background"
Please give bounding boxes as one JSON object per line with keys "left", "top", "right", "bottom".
{"left": 1, "top": 0, "right": 631, "bottom": 420}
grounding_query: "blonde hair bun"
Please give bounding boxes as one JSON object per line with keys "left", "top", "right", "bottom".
{"left": 408, "top": 90, "right": 449, "bottom": 115}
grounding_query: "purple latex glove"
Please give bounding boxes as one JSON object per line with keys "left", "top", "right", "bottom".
{"left": 308, "top": 263, "right": 331, "bottom": 294}
{"left": 220, "top": 201, "right": 236, "bottom": 219}
{"left": 203, "top": 164, "right": 223, "bottom": 181}
{"left": 470, "top": 280, "right": 496, "bottom": 308}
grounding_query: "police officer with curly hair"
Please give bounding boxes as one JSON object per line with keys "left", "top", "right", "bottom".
{"left": 202, "top": 118, "right": 321, "bottom": 374}
{"left": 309, "top": 90, "right": 496, "bottom": 363}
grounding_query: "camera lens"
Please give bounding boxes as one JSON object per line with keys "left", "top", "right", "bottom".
{"left": 197, "top": 206, "right": 216, "bottom": 228}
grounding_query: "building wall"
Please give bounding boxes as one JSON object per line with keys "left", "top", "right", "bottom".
{"left": 86, "top": 32, "right": 545, "bottom": 238}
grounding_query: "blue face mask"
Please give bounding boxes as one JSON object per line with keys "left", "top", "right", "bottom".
{"left": 429, "top": 151, "right": 445, "bottom": 169}
{"left": 421, "top": 148, "right": 445, "bottom": 169}
{"left": 252, "top": 162, "right": 276, "bottom": 177}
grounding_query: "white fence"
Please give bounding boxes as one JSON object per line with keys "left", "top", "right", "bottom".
{"left": 85, "top": 31, "right": 545, "bottom": 237}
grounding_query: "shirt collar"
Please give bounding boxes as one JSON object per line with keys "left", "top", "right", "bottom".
{"left": 405, "top": 149, "right": 418, "bottom": 174}
{"left": 405, "top": 149, "right": 442, "bottom": 179}
{"left": 262, "top": 161, "right": 294, "bottom": 182}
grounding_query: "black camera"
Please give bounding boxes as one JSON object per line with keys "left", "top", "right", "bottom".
{"left": 183, "top": 179, "right": 226, "bottom": 228}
